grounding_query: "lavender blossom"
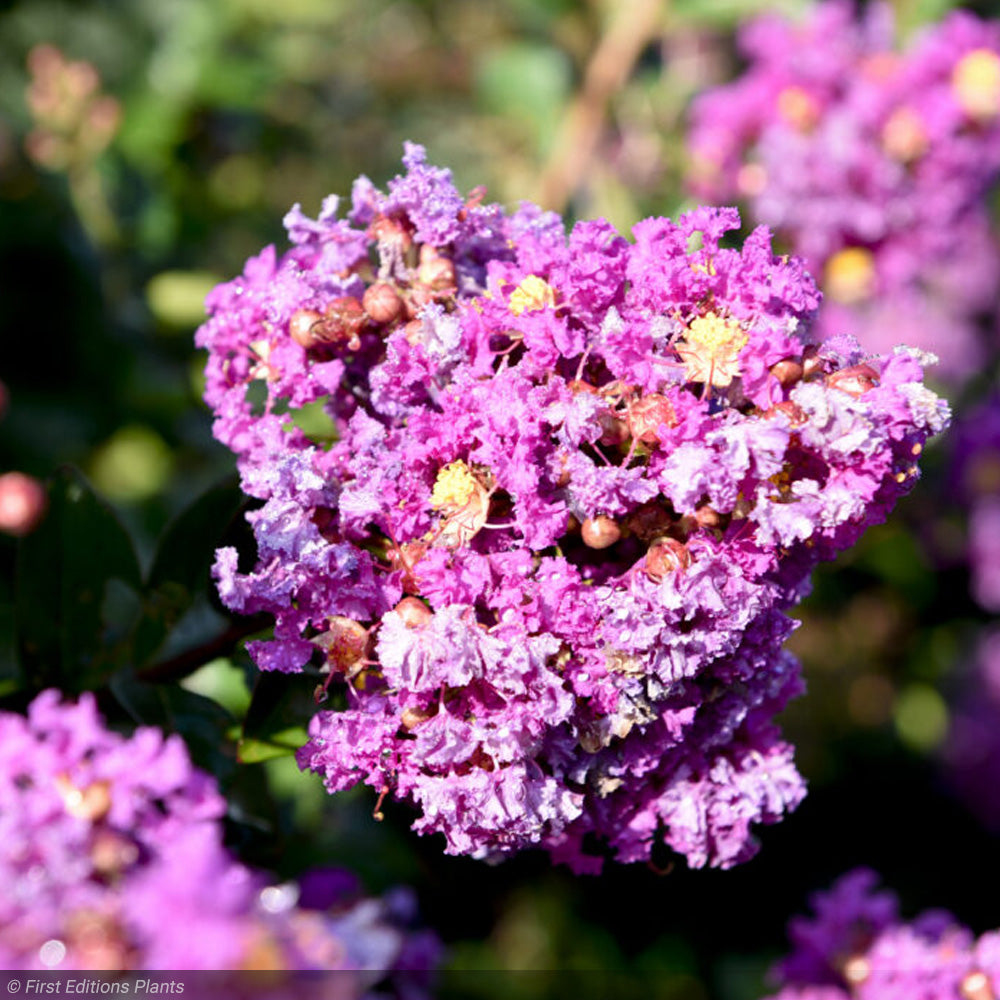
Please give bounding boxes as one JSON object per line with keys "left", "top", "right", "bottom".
{"left": 689, "top": 2, "right": 1000, "bottom": 381}
{"left": 199, "top": 148, "right": 947, "bottom": 871}
{"left": 0, "top": 691, "right": 439, "bottom": 981}
{"left": 763, "top": 869, "right": 1000, "bottom": 999}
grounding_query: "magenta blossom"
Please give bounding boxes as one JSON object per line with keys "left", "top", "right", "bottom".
{"left": 0, "top": 691, "right": 438, "bottom": 981}
{"left": 689, "top": 2, "right": 1000, "bottom": 381}
{"left": 763, "top": 868, "right": 1000, "bottom": 1000}
{"left": 199, "top": 148, "right": 947, "bottom": 872}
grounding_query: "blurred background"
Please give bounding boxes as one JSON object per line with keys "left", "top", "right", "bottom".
{"left": 1, "top": 0, "right": 999, "bottom": 996}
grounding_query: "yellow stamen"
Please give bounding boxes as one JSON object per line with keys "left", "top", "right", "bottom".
{"left": 508, "top": 275, "right": 556, "bottom": 316}
{"left": 824, "top": 247, "right": 875, "bottom": 305}
{"left": 676, "top": 312, "right": 748, "bottom": 388}
{"left": 953, "top": 49, "right": 1000, "bottom": 119}
{"left": 430, "top": 460, "right": 478, "bottom": 510}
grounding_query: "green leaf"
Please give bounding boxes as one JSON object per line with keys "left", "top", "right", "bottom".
{"left": 133, "top": 475, "right": 247, "bottom": 669}
{"left": 110, "top": 670, "right": 238, "bottom": 784}
{"left": 15, "top": 467, "right": 141, "bottom": 693}
{"left": 239, "top": 670, "right": 318, "bottom": 764}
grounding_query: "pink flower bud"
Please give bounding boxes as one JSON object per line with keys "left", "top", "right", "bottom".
{"left": 394, "top": 596, "right": 433, "bottom": 628}
{"left": 826, "top": 363, "right": 880, "bottom": 397}
{"left": 628, "top": 393, "right": 678, "bottom": 444}
{"left": 0, "top": 472, "right": 46, "bottom": 536}
{"left": 289, "top": 309, "right": 324, "bottom": 350}
{"left": 770, "top": 358, "right": 804, "bottom": 386}
{"left": 581, "top": 515, "right": 621, "bottom": 549}
{"left": 644, "top": 537, "right": 692, "bottom": 580}
{"left": 363, "top": 282, "right": 404, "bottom": 326}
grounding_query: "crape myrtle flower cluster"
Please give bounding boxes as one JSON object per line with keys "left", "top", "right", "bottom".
{"left": 0, "top": 690, "right": 439, "bottom": 982}
{"left": 198, "top": 145, "right": 947, "bottom": 872}
{"left": 688, "top": 1, "right": 1000, "bottom": 380}
{"left": 762, "top": 868, "right": 1000, "bottom": 1000}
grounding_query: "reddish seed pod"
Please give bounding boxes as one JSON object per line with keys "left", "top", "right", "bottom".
{"left": 581, "top": 515, "right": 621, "bottom": 549}
{"left": 644, "top": 537, "right": 692, "bottom": 580}
{"left": 827, "top": 363, "right": 880, "bottom": 398}
{"left": 628, "top": 393, "right": 677, "bottom": 445}
{"left": 770, "top": 358, "right": 804, "bottom": 386}
{"left": 362, "top": 282, "right": 404, "bottom": 325}
{"left": 394, "top": 596, "right": 432, "bottom": 628}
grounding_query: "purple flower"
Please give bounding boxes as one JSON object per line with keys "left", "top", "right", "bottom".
{"left": 762, "top": 869, "right": 999, "bottom": 1000}
{"left": 0, "top": 692, "right": 439, "bottom": 979}
{"left": 689, "top": 2, "right": 1000, "bottom": 382}
{"left": 198, "top": 148, "right": 946, "bottom": 870}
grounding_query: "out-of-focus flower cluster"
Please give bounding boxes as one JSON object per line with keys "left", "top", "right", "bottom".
{"left": 689, "top": 1, "right": 1000, "bottom": 381}
{"left": 197, "top": 145, "right": 947, "bottom": 872}
{"left": 763, "top": 868, "right": 1000, "bottom": 1000}
{"left": 0, "top": 690, "right": 439, "bottom": 982}
{"left": 24, "top": 44, "right": 120, "bottom": 172}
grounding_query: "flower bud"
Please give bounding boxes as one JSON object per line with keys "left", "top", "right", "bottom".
{"left": 581, "top": 515, "right": 621, "bottom": 549}
{"left": 401, "top": 705, "right": 436, "bottom": 730}
{"left": 842, "top": 956, "right": 871, "bottom": 986}
{"left": 0, "top": 472, "right": 46, "bottom": 536}
{"left": 598, "top": 409, "right": 629, "bottom": 446}
{"left": 362, "top": 282, "right": 404, "bottom": 326}
{"left": 289, "top": 309, "right": 324, "bottom": 350}
{"left": 628, "top": 393, "right": 677, "bottom": 444}
{"left": 801, "top": 345, "right": 823, "bottom": 379}
{"left": 55, "top": 775, "right": 112, "bottom": 822}
{"left": 90, "top": 829, "right": 140, "bottom": 877}
{"left": 416, "top": 246, "right": 456, "bottom": 293}
{"left": 770, "top": 358, "right": 804, "bottom": 386}
{"left": 826, "top": 363, "right": 880, "bottom": 397}
{"left": 961, "top": 971, "right": 995, "bottom": 1000}
{"left": 694, "top": 504, "right": 722, "bottom": 530}
{"left": 367, "top": 214, "right": 413, "bottom": 254}
{"left": 394, "top": 596, "right": 432, "bottom": 628}
{"left": 624, "top": 501, "right": 674, "bottom": 541}
{"left": 644, "top": 538, "right": 691, "bottom": 580}
{"left": 320, "top": 297, "right": 366, "bottom": 350}
{"left": 315, "top": 616, "right": 369, "bottom": 675}
{"left": 763, "top": 400, "right": 809, "bottom": 425}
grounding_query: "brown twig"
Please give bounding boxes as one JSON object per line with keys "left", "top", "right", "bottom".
{"left": 536, "top": 0, "right": 666, "bottom": 212}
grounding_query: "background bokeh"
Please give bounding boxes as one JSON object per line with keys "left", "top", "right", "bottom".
{"left": 2, "top": 0, "right": 999, "bottom": 995}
